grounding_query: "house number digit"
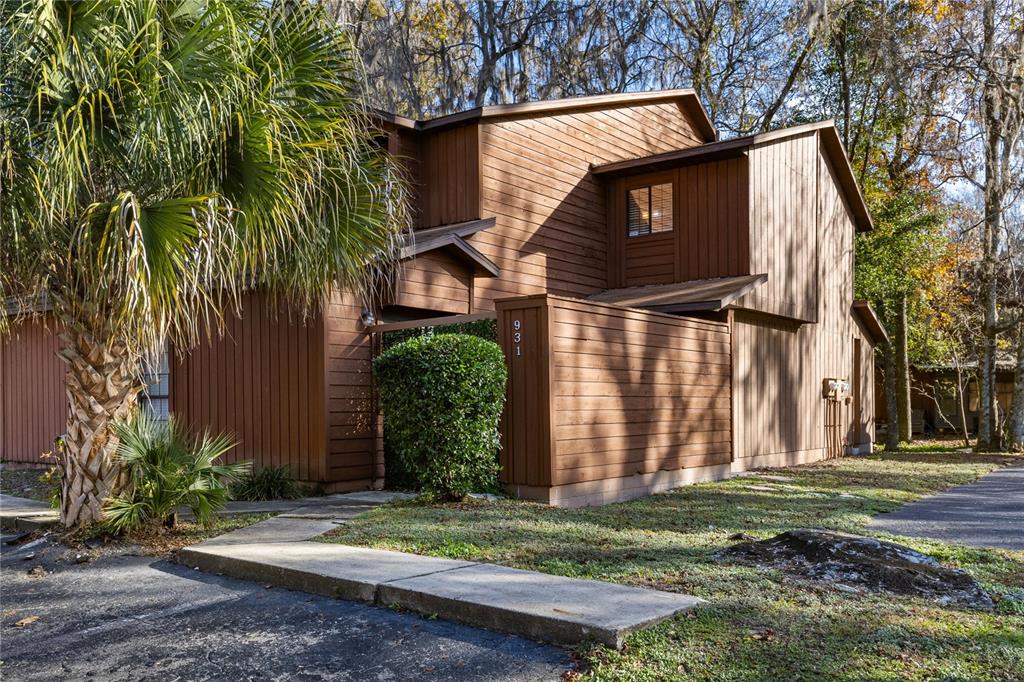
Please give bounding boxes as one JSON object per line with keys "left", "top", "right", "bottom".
{"left": 513, "top": 319, "right": 522, "bottom": 356}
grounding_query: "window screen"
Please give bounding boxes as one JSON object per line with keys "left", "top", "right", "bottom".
{"left": 141, "top": 348, "right": 170, "bottom": 422}
{"left": 626, "top": 183, "right": 673, "bottom": 237}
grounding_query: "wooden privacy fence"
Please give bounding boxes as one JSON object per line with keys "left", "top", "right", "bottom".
{"left": 495, "top": 294, "right": 732, "bottom": 506}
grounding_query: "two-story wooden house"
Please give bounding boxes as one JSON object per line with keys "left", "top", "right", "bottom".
{"left": 1, "top": 89, "right": 886, "bottom": 505}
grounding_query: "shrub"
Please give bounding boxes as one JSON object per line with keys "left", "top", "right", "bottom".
{"left": 374, "top": 333, "right": 506, "bottom": 500}
{"left": 103, "top": 413, "right": 250, "bottom": 533}
{"left": 232, "top": 465, "right": 304, "bottom": 501}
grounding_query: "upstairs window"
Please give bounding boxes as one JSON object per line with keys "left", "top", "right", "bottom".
{"left": 627, "top": 183, "right": 673, "bottom": 237}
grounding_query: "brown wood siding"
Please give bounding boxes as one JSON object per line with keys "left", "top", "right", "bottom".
{"left": 498, "top": 294, "right": 731, "bottom": 489}
{"left": 609, "top": 158, "right": 750, "bottom": 287}
{"left": 390, "top": 251, "right": 472, "bottom": 315}
{"left": 474, "top": 103, "right": 706, "bottom": 309}
{"left": 170, "top": 292, "right": 327, "bottom": 482}
{"left": 737, "top": 133, "right": 819, "bottom": 321}
{"left": 731, "top": 133, "right": 862, "bottom": 464}
{"left": 0, "top": 317, "right": 66, "bottom": 463}
{"left": 417, "top": 124, "right": 480, "bottom": 228}
{"left": 323, "top": 291, "right": 378, "bottom": 484}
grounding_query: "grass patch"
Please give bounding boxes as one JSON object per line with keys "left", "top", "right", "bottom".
{"left": 323, "top": 452, "right": 1024, "bottom": 681}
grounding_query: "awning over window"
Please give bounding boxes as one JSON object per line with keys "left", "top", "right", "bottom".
{"left": 588, "top": 273, "right": 768, "bottom": 313}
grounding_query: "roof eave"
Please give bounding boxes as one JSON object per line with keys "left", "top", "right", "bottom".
{"left": 853, "top": 300, "right": 889, "bottom": 345}
{"left": 410, "top": 90, "right": 717, "bottom": 140}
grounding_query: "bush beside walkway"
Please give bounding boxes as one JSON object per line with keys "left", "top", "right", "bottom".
{"left": 323, "top": 452, "right": 1024, "bottom": 681}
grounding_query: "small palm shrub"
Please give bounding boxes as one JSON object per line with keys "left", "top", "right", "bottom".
{"left": 374, "top": 334, "right": 507, "bottom": 500}
{"left": 231, "top": 465, "right": 304, "bottom": 501}
{"left": 103, "top": 413, "right": 250, "bottom": 533}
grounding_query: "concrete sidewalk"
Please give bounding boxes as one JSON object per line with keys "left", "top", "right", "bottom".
{"left": 869, "top": 463, "right": 1024, "bottom": 550}
{"left": 179, "top": 514, "right": 703, "bottom": 648}
{"left": 0, "top": 490, "right": 415, "bottom": 532}
{"left": 0, "top": 494, "right": 58, "bottom": 531}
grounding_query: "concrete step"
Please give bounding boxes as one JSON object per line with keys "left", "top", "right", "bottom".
{"left": 178, "top": 540, "right": 703, "bottom": 648}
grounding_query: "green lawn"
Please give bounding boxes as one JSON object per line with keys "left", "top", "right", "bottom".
{"left": 323, "top": 452, "right": 1024, "bottom": 681}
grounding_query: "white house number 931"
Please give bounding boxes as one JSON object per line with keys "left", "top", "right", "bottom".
{"left": 513, "top": 319, "right": 522, "bottom": 356}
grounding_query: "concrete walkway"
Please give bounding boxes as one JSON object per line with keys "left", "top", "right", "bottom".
{"left": 0, "top": 491, "right": 416, "bottom": 531}
{"left": 869, "top": 464, "right": 1024, "bottom": 550}
{"left": 0, "top": 494, "right": 58, "bottom": 531}
{"left": 180, "top": 509, "right": 703, "bottom": 648}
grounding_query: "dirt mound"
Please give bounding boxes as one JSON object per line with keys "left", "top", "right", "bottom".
{"left": 718, "top": 529, "right": 994, "bottom": 609}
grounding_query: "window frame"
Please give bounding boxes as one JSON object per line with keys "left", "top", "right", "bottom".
{"left": 624, "top": 173, "right": 676, "bottom": 239}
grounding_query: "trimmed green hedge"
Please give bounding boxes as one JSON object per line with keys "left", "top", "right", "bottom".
{"left": 381, "top": 317, "right": 497, "bottom": 350}
{"left": 374, "top": 333, "right": 506, "bottom": 499}
{"left": 380, "top": 317, "right": 497, "bottom": 489}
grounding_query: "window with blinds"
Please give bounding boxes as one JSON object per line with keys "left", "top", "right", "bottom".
{"left": 141, "top": 348, "right": 170, "bottom": 422}
{"left": 626, "top": 183, "right": 673, "bottom": 237}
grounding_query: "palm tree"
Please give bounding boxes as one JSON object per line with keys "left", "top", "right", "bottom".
{"left": 0, "top": 0, "right": 407, "bottom": 526}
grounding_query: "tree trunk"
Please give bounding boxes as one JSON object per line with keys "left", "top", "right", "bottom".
{"left": 881, "top": 342, "right": 900, "bottom": 451}
{"left": 1008, "top": 322, "right": 1024, "bottom": 450}
{"left": 953, "top": 363, "right": 971, "bottom": 449}
{"left": 894, "top": 294, "right": 912, "bottom": 443}
{"left": 58, "top": 320, "right": 140, "bottom": 526}
{"left": 976, "top": 0, "right": 1007, "bottom": 452}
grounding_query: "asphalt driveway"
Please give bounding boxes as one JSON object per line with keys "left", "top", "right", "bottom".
{"left": 0, "top": 536, "right": 570, "bottom": 681}
{"left": 869, "top": 463, "right": 1024, "bottom": 550}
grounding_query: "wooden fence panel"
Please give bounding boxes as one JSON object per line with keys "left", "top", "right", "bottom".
{"left": 497, "top": 294, "right": 732, "bottom": 503}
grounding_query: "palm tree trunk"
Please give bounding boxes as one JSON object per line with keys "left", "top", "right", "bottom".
{"left": 58, "top": 319, "right": 140, "bottom": 526}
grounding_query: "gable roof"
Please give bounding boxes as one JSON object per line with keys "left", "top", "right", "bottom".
{"left": 399, "top": 217, "right": 500, "bottom": 277}
{"left": 591, "top": 120, "right": 873, "bottom": 232}
{"left": 375, "top": 89, "right": 717, "bottom": 142}
{"left": 588, "top": 274, "right": 768, "bottom": 313}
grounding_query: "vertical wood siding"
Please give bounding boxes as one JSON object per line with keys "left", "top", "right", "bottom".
{"left": 731, "top": 133, "right": 869, "bottom": 465}
{"left": 608, "top": 157, "right": 750, "bottom": 287}
{"left": 417, "top": 124, "right": 480, "bottom": 228}
{"left": 170, "top": 292, "right": 327, "bottom": 482}
{"left": 498, "top": 294, "right": 731, "bottom": 489}
{"left": 0, "top": 318, "right": 66, "bottom": 463}
{"left": 390, "top": 251, "right": 472, "bottom": 315}
{"left": 473, "top": 103, "right": 705, "bottom": 309}
{"left": 738, "top": 133, "right": 819, "bottom": 321}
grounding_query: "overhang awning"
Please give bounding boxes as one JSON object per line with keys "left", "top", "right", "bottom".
{"left": 399, "top": 217, "right": 500, "bottom": 277}
{"left": 588, "top": 273, "right": 768, "bottom": 313}
{"left": 852, "top": 300, "right": 889, "bottom": 345}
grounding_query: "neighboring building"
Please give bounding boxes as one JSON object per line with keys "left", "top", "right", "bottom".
{"left": 0, "top": 90, "right": 886, "bottom": 505}
{"left": 874, "top": 362, "right": 1015, "bottom": 437}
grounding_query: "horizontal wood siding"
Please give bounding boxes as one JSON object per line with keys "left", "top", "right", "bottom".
{"left": 0, "top": 317, "right": 66, "bottom": 463}
{"left": 610, "top": 157, "right": 750, "bottom": 287}
{"left": 170, "top": 292, "right": 327, "bottom": 482}
{"left": 323, "top": 291, "right": 378, "bottom": 484}
{"left": 390, "top": 251, "right": 472, "bottom": 315}
{"left": 475, "top": 103, "right": 706, "bottom": 308}
{"left": 498, "top": 294, "right": 732, "bottom": 489}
